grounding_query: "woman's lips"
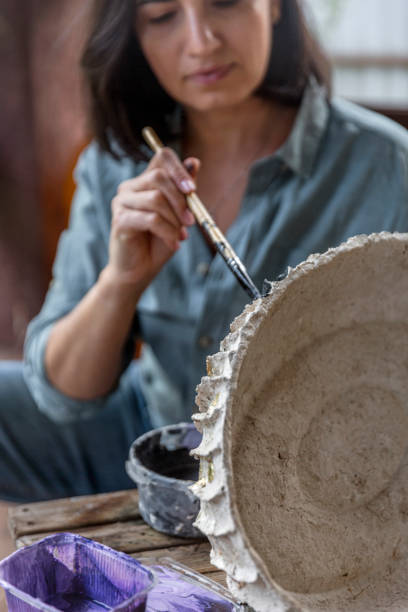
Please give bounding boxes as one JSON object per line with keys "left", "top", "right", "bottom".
{"left": 187, "top": 63, "right": 233, "bottom": 85}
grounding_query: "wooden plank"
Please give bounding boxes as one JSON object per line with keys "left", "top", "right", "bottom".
{"left": 9, "top": 490, "right": 140, "bottom": 539}
{"left": 15, "top": 520, "right": 206, "bottom": 553}
{"left": 204, "top": 571, "right": 228, "bottom": 587}
{"left": 130, "top": 548, "right": 229, "bottom": 591}
{"left": 137, "top": 557, "right": 228, "bottom": 587}
{"left": 9, "top": 491, "right": 234, "bottom": 602}
{"left": 131, "top": 541, "right": 214, "bottom": 574}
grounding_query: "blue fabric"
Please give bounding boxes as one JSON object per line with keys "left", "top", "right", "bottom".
{"left": 0, "top": 361, "right": 151, "bottom": 502}
{"left": 23, "top": 78, "right": 408, "bottom": 428}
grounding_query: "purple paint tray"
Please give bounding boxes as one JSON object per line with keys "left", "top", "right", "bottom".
{"left": 140, "top": 557, "right": 249, "bottom": 611}
{"left": 0, "top": 533, "right": 155, "bottom": 612}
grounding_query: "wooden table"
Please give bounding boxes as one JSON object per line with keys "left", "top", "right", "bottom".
{"left": 8, "top": 489, "right": 227, "bottom": 588}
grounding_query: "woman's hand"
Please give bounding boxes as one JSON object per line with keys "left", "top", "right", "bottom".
{"left": 45, "top": 149, "right": 200, "bottom": 400}
{"left": 106, "top": 148, "right": 200, "bottom": 290}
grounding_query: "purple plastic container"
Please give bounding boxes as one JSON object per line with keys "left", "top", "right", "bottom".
{"left": 140, "top": 558, "right": 246, "bottom": 611}
{"left": 0, "top": 533, "right": 155, "bottom": 612}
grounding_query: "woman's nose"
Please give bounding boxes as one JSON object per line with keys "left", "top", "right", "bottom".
{"left": 184, "top": 13, "right": 221, "bottom": 56}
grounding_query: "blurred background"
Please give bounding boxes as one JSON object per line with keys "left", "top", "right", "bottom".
{"left": 0, "top": 0, "right": 90, "bottom": 360}
{"left": 304, "top": 0, "right": 408, "bottom": 116}
{"left": 0, "top": 0, "right": 407, "bottom": 360}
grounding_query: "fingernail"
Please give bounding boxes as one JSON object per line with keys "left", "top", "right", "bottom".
{"left": 180, "top": 227, "right": 189, "bottom": 240}
{"left": 180, "top": 179, "right": 195, "bottom": 194}
{"left": 183, "top": 210, "right": 195, "bottom": 225}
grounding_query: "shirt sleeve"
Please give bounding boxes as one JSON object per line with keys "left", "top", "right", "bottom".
{"left": 401, "top": 146, "right": 408, "bottom": 199}
{"left": 23, "top": 142, "right": 138, "bottom": 423}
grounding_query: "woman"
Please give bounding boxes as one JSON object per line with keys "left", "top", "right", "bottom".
{"left": 1, "top": 0, "right": 407, "bottom": 502}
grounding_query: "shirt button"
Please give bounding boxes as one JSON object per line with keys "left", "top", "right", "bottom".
{"left": 196, "top": 262, "right": 210, "bottom": 277}
{"left": 198, "top": 335, "right": 213, "bottom": 349}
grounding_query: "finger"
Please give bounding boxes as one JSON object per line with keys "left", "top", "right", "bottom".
{"left": 147, "top": 169, "right": 195, "bottom": 226}
{"left": 114, "top": 189, "right": 181, "bottom": 231}
{"left": 113, "top": 190, "right": 190, "bottom": 246}
{"left": 150, "top": 148, "right": 196, "bottom": 195}
{"left": 115, "top": 207, "right": 183, "bottom": 252}
{"left": 183, "top": 157, "right": 201, "bottom": 181}
{"left": 118, "top": 168, "right": 195, "bottom": 227}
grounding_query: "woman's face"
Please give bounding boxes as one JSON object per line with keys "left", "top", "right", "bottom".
{"left": 135, "top": 0, "right": 280, "bottom": 113}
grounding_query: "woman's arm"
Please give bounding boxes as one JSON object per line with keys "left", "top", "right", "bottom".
{"left": 44, "top": 146, "right": 198, "bottom": 400}
{"left": 44, "top": 268, "right": 144, "bottom": 399}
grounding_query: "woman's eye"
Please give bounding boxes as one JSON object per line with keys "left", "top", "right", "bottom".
{"left": 149, "top": 11, "right": 176, "bottom": 24}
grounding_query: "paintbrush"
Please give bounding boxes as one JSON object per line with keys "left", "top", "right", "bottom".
{"left": 142, "top": 126, "right": 261, "bottom": 300}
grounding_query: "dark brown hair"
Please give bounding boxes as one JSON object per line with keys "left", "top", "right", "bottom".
{"left": 81, "top": 0, "right": 331, "bottom": 161}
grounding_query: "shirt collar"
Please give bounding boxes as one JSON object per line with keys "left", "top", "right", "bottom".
{"left": 168, "top": 75, "right": 330, "bottom": 179}
{"left": 277, "top": 76, "right": 330, "bottom": 178}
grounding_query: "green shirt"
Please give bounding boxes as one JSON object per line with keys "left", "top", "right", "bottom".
{"left": 24, "top": 78, "right": 408, "bottom": 425}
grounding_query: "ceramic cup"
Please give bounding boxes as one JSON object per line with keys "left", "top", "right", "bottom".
{"left": 126, "top": 422, "right": 202, "bottom": 538}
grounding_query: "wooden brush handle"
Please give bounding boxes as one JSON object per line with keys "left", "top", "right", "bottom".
{"left": 142, "top": 127, "right": 228, "bottom": 240}
{"left": 142, "top": 126, "right": 260, "bottom": 299}
{"left": 142, "top": 127, "right": 164, "bottom": 153}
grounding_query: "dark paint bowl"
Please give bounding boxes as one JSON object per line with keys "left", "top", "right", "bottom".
{"left": 0, "top": 533, "right": 155, "bottom": 612}
{"left": 126, "top": 423, "right": 202, "bottom": 538}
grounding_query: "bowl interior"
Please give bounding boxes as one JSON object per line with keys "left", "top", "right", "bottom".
{"left": 133, "top": 425, "right": 201, "bottom": 481}
{"left": 227, "top": 236, "right": 408, "bottom": 610}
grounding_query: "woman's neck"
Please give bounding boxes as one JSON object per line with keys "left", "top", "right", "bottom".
{"left": 183, "top": 96, "right": 297, "bottom": 163}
